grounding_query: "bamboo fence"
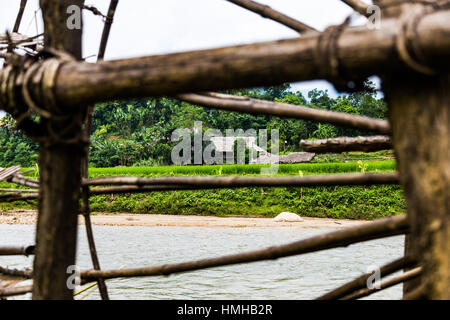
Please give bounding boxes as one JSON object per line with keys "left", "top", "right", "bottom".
{"left": 1, "top": 0, "right": 449, "bottom": 300}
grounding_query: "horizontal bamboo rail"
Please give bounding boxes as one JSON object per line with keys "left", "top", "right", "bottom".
{"left": 80, "top": 215, "right": 408, "bottom": 281}
{"left": 0, "top": 193, "right": 38, "bottom": 202}
{"left": 226, "top": 0, "right": 317, "bottom": 33}
{"left": 317, "top": 255, "right": 417, "bottom": 300}
{"left": 0, "top": 188, "right": 36, "bottom": 193}
{"left": 0, "top": 166, "right": 21, "bottom": 181}
{"left": 3, "top": 9, "right": 444, "bottom": 109}
{"left": 0, "top": 267, "right": 33, "bottom": 278}
{"left": 0, "top": 246, "right": 35, "bottom": 256}
{"left": 341, "top": 0, "right": 370, "bottom": 16}
{"left": 85, "top": 173, "right": 399, "bottom": 188}
{"left": 0, "top": 173, "right": 399, "bottom": 200}
{"left": 178, "top": 93, "right": 390, "bottom": 134}
{"left": 342, "top": 267, "right": 423, "bottom": 300}
{"left": 300, "top": 136, "right": 392, "bottom": 153}
{"left": 0, "top": 285, "right": 32, "bottom": 298}
{"left": 8, "top": 176, "right": 39, "bottom": 188}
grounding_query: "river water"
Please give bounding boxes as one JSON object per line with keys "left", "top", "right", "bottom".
{"left": 0, "top": 224, "right": 404, "bottom": 300}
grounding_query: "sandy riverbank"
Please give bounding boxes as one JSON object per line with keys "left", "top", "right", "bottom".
{"left": 0, "top": 210, "right": 369, "bottom": 228}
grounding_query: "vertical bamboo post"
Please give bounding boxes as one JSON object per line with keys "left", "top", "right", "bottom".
{"left": 385, "top": 71, "right": 450, "bottom": 299}
{"left": 80, "top": 0, "right": 120, "bottom": 301}
{"left": 376, "top": 0, "right": 447, "bottom": 298}
{"left": 13, "top": 0, "right": 28, "bottom": 33}
{"left": 32, "top": 0, "right": 85, "bottom": 300}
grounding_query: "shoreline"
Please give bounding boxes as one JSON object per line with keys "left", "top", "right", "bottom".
{"left": 0, "top": 210, "right": 368, "bottom": 228}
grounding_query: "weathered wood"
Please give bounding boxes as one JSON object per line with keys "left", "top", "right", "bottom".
{"left": 380, "top": 1, "right": 450, "bottom": 297}
{"left": 300, "top": 136, "right": 392, "bottom": 153}
{"left": 32, "top": 0, "right": 85, "bottom": 300}
{"left": 0, "top": 285, "right": 33, "bottom": 298}
{"left": 22, "top": 9, "right": 446, "bottom": 109}
{"left": 97, "top": 0, "right": 119, "bottom": 61}
{"left": 226, "top": 0, "right": 317, "bottom": 33}
{"left": 0, "top": 166, "right": 22, "bottom": 181}
{"left": 0, "top": 246, "right": 35, "bottom": 256}
{"left": 0, "top": 173, "right": 399, "bottom": 198}
{"left": 8, "top": 176, "right": 39, "bottom": 188}
{"left": 0, "top": 188, "right": 36, "bottom": 193}
{"left": 85, "top": 173, "right": 399, "bottom": 189}
{"left": 341, "top": 0, "right": 370, "bottom": 16}
{"left": 80, "top": 215, "right": 408, "bottom": 281}
{"left": 13, "top": 0, "right": 28, "bottom": 33}
{"left": 0, "top": 267, "right": 33, "bottom": 278}
{"left": 79, "top": 0, "right": 119, "bottom": 301}
{"left": 317, "top": 255, "right": 416, "bottom": 300}
{"left": 179, "top": 93, "right": 390, "bottom": 134}
{"left": 385, "top": 70, "right": 450, "bottom": 299}
{"left": 0, "top": 192, "right": 38, "bottom": 202}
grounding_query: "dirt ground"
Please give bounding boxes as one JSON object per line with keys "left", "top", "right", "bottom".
{"left": 0, "top": 210, "right": 368, "bottom": 228}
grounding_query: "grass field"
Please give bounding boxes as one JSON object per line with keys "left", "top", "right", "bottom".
{"left": 0, "top": 160, "right": 404, "bottom": 220}
{"left": 88, "top": 160, "right": 396, "bottom": 177}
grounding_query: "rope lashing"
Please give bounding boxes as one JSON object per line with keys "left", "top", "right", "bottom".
{"left": 314, "top": 17, "right": 366, "bottom": 93}
{"left": 395, "top": 1, "right": 450, "bottom": 75}
{"left": 396, "top": 5, "right": 436, "bottom": 75}
{"left": 1, "top": 49, "right": 88, "bottom": 147}
{"left": 21, "top": 49, "right": 75, "bottom": 120}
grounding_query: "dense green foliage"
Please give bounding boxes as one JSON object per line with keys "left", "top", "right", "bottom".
{"left": 0, "top": 82, "right": 387, "bottom": 168}
{"left": 0, "top": 116, "right": 38, "bottom": 167}
{"left": 0, "top": 83, "right": 399, "bottom": 220}
{"left": 86, "top": 185, "right": 403, "bottom": 220}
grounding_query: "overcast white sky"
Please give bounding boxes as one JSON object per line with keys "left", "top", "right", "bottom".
{"left": 1, "top": 0, "right": 375, "bottom": 118}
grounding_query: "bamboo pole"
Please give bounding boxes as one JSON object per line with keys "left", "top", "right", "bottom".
{"left": 0, "top": 166, "right": 22, "bottom": 181}
{"left": 0, "top": 267, "right": 33, "bottom": 278}
{"left": 178, "top": 93, "right": 390, "bottom": 134}
{"left": 6, "top": 0, "right": 28, "bottom": 54}
{"left": 0, "top": 285, "right": 33, "bottom": 298}
{"left": 383, "top": 2, "right": 450, "bottom": 296}
{"left": 341, "top": 0, "right": 370, "bottom": 16}
{"left": 32, "top": 0, "right": 85, "bottom": 301}
{"left": 80, "top": 0, "right": 119, "bottom": 302}
{"left": 85, "top": 173, "right": 399, "bottom": 188}
{"left": 97, "top": 0, "right": 119, "bottom": 61}
{"left": 8, "top": 176, "right": 39, "bottom": 188}
{"left": 342, "top": 267, "right": 422, "bottom": 300}
{"left": 3, "top": 9, "right": 443, "bottom": 110}
{"left": 0, "top": 246, "right": 35, "bottom": 256}
{"left": 0, "top": 192, "right": 38, "bottom": 202}
{"left": 226, "top": 0, "right": 317, "bottom": 33}
{"left": 0, "top": 188, "right": 36, "bottom": 193}
{"left": 300, "top": 136, "right": 392, "bottom": 153}
{"left": 80, "top": 215, "right": 408, "bottom": 281}
{"left": 0, "top": 173, "right": 399, "bottom": 199}
{"left": 13, "top": 0, "right": 28, "bottom": 33}
{"left": 316, "top": 256, "right": 416, "bottom": 300}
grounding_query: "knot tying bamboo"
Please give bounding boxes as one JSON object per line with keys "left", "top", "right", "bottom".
{"left": 395, "top": 1, "right": 450, "bottom": 75}
{"left": 21, "top": 49, "right": 75, "bottom": 120}
{"left": 315, "top": 17, "right": 366, "bottom": 93}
